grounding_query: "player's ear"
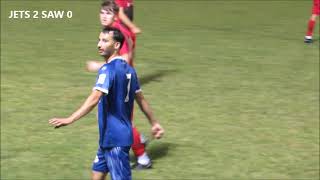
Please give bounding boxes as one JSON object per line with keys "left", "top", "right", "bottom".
{"left": 114, "top": 42, "right": 121, "bottom": 50}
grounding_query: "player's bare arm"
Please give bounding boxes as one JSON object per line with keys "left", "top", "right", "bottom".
{"left": 126, "top": 36, "right": 133, "bottom": 61}
{"left": 86, "top": 61, "right": 105, "bottom": 72}
{"left": 135, "top": 91, "right": 164, "bottom": 139}
{"left": 118, "top": 7, "right": 141, "bottom": 34}
{"left": 49, "top": 90, "right": 103, "bottom": 128}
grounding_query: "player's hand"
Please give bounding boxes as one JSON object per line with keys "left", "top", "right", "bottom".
{"left": 49, "top": 118, "right": 73, "bottom": 128}
{"left": 151, "top": 123, "right": 164, "bottom": 139}
{"left": 86, "top": 61, "right": 103, "bottom": 72}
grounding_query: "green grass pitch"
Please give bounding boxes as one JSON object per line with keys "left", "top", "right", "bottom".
{"left": 1, "top": 0, "right": 319, "bottom": 179}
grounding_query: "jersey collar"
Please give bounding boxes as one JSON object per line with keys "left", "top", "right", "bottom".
{"left": 108, "top": 56, "right": 125, "bottom": 63}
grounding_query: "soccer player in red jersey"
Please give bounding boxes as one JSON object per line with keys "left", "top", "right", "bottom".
{"left": 304, "top": 0, "right": 319, "bottom": 43}
{"left": 115, "top": 0, "right": 142, "bottom": 34}
{"left": 87, "top": 2, "right": 134, "bottom": 69}
{"left": 86, "top": 0, "right": 154, "bottom": 170}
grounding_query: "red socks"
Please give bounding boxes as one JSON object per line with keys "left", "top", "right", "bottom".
{"left": 131, "top": 126, "right": 146, "bottom": 157}
{"left": 306, "top": 20, "right": 316, "bottom": 36}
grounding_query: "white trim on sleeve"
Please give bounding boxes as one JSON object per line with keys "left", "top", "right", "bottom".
{"left": 93, "top": 87, "right": 109, "bottom": 94}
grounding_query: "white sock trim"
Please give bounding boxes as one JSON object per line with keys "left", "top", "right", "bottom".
{"left": 305, "top": 36, "right": 312, "bottom": 39}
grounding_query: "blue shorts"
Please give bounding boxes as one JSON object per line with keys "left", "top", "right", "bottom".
{"left": 92, "top": 146, "right": 131, "bottom": 180}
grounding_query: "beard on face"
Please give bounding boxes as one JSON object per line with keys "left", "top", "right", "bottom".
{"left": 99, "top": 48, "right": 113, "bottom": 59}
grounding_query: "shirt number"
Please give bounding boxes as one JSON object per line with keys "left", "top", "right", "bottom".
{"left": 125, "top": 73, "right": 131, "bottom": 102}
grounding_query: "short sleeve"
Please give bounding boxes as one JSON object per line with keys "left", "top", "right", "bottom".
{"left": 93, "top": 65, "right": 112, "bottom": 94}
{"left": 133, "top": 71, "right": 141, "bottom": 94}
{"left": 115, "top": 0, "right": 127, "bottom": 8}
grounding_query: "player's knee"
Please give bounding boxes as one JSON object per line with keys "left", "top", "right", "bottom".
{"left": 311, "top": 14, "right": 318, "bottom": 20}
{"left": 91, "top": 171, "right": 106, "bottom": 180}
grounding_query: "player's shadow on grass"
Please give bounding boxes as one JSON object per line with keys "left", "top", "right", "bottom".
{"left": 310, "top": 39, "right": 318, "bottom": 43}
{"left": 139, "top": 69, "right": 177, "bottom": 86}
{"left": 148, "top": 142, "right": 175, "bottom": 161}
{"left": 130, "top": 142, "right": 176, "bottom": 162}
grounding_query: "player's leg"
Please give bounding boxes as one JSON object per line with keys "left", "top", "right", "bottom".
{"left": 91, "top": 171, "right": 107, "bottom": 180}
{"left": 305, "top": 15, "right": 318, "bottom": 43}
{"left": 130, "top": 104, "right": 151, "bottom": 170}
{"left": 305, "top": 5, "right": 319, "bottom": 43}
{"left": 106, "top": 147, "right": 132, "bottom": 180}
{"left": 92, "top": 148, "right": 109, "bottom": 180}
{"left": 131, "top": 126, "right": 152, "bottom": 170}
{"left": 132, "top": 126, "right": 146, "bottom": 157}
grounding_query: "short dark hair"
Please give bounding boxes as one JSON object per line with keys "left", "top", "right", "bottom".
{"left": 102, "top": 27, "right": 125, "bottom": 49}
{"left": 101, "top": 0, "right": 119, "bottom": 14}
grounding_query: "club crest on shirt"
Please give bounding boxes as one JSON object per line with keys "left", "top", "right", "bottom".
{"left": 97, "top": 74, "right": 106, "bottom": 84}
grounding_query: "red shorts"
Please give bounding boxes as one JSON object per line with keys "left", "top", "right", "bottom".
{"left": 312, "top": 3, "right": 320, "bottom": 15}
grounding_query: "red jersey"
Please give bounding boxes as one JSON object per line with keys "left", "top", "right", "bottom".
{"left": 313, "top": 0, "right": 320, "bottom": 15}
{"left": 115, "top": 0, "right": 133, "bottom": 8}
{"left": 112, "top": 20, "right": 136, "bottom": 65}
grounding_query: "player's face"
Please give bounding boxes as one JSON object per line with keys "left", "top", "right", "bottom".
{"left": 98, "top": 32, "right": 117, "bottom": 58}
{"left": 100, "top": 8, "right": 115, "bottom": 27}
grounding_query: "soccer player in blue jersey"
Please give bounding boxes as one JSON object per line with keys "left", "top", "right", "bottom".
{"left": 87, "top": 1, "right": 153, "bottom": 170}
{"left": 49, "top": 27, "right": 164, "bottom": 180}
